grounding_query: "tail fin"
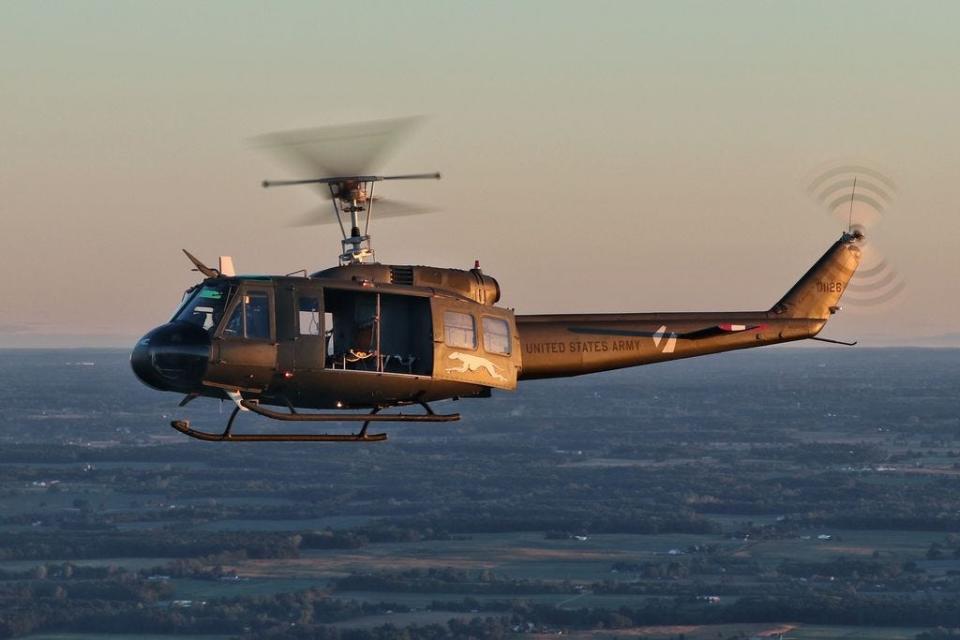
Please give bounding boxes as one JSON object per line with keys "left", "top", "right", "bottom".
{"left": 772, "top": 233, "right": 862, "bottom": 320}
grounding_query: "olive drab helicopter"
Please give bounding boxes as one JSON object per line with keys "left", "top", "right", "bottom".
{"left": 131, "top": 118, "right": 865, "bottom": 443}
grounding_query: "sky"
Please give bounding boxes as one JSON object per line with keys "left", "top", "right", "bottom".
{"left": 1, "top": 1, "right": 958, "bottom": 347}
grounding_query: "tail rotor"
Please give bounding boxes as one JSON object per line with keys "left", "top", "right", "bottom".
{"left": 806, "top": 163, "right": 905, "bottom": 310}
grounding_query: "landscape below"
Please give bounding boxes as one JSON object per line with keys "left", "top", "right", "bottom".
{"left": 0, "top": 347, "right": 958, "bottom": 640}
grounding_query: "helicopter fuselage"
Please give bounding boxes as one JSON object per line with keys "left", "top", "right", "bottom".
{"left": 132, "top": 263, "right": 517, "bottom": 411}
{"left": 131, "top": 234, "right": 861, "bottom": 418}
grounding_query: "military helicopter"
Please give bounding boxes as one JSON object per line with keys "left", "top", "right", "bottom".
{"left": 131, "top": 119, "right": 864, "bottom": 442}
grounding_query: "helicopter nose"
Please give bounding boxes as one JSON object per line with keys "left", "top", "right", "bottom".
{"left": 131, "top": 322, "right": 211, "bottom": 393}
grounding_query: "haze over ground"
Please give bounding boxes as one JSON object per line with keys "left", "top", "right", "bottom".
{"left": 1, "top": 1, "right": 958, "bottom": 347}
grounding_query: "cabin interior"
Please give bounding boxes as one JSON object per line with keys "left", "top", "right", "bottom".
{"left": 319, "top": 289, "right": 434, "bottom": 376}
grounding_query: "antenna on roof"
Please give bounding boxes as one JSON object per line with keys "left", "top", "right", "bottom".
{"left": 848, "top": 176, "right": 857, "bottom": 234}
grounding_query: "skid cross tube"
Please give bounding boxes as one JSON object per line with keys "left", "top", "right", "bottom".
{"left": 169, "top": 401, "right": 459, "bottom": 443}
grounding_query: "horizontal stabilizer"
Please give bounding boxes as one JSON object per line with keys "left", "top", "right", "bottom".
{"left": 678, "top": 323, "right": 767, "bottom": 340}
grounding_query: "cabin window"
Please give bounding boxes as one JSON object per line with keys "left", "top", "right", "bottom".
{"left": 298, "top": 296, "right": 321, "bottom": 336}
{"left": 222, "top": 291, "right": 271, "bottom": 339}
{"left": 482, "top": 316, "right": 511, "bottom": 356}
{"left": 443, "top": 311, "right": 476, "bottom": 350}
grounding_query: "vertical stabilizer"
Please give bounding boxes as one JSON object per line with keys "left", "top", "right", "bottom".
{"left": 772, "top": 232, "right": 862, "bottom": 320}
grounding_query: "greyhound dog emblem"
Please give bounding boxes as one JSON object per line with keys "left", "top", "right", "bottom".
{"left": 446, "top": 352, "right": 508, "bottom": 382}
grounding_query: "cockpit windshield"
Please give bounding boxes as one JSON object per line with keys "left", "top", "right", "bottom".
{"left": 173, "top": 284, "right": 231, "bottom": 333}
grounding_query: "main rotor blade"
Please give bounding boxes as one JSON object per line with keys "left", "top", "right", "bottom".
{"left": 262, "top": 172, "right": 441, "bottom": 189}
{"left": 251, "top": 117, "right": 424, "bottom": 190}
{"left": 286, "top": 198, "right": 439, "bottom": 228}
{"left": 382, "top": 172, "right": 442, "bottom": 182}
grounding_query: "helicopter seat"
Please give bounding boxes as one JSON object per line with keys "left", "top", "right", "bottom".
{"left": 346, "top": 348, "right": 376, "bottom": 363}
{"left": 341, "top": 320, "right": 377, "bottom": 370}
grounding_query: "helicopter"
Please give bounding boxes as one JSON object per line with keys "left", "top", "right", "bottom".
{"left": 130, "top": 119, "right": 864, "bottom": 442}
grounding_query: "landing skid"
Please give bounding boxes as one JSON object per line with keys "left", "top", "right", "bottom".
{"left": 170, "top": 401, "right": 459, "bottom": 443}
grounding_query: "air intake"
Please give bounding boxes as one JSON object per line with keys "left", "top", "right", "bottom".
{"left": 390, "top": 266, "right": 415, "bottom": 286}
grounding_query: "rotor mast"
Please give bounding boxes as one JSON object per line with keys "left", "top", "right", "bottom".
{"left": 333, "top": 178, "right": 376, "bottom": 265}
{"left": 263, "top": 172, "right": 440, "bottom": 265}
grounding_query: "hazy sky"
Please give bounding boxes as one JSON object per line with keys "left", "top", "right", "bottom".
{"left": 2, "top": 1, "right": 958, "bottom": 347}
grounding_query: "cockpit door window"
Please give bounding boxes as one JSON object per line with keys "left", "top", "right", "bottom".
{"left": 245, "top": 293, "right": 270, "bottom": 339}
{"left": 221, "top": 290, "right": 272, "bottom": 340}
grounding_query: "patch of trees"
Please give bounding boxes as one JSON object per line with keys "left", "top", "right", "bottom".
{"left": 0, "top": 585, "right": 406, "bottom": 639}
{"left": 502, "top": 595, "right": 960, "bottom": 628}
{"left": 0, "top": 577, "right": 172, "bottom": 603}
{"left": 0, "top": 562, "right": 116, "bottom": 581}
{"left": 798, "top": 512, "right": 960, "bottom": 532}
{"left": 391, "top": 509, "right": 721, "bottom": 536}
{"left": 777, "top": 557, "right": 911, "bottom": 581}
{"left": 250, "top": 617, "right": 516, "bottom": 640}
{"left": 300, "top": 526, "right": 450, "bottom": 550}
{"left": 0, "top": 530, "right": 302, "bottom": 561}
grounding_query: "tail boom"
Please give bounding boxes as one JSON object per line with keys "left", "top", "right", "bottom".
{"left": 516, "top": 234, "right": 861, "bottom": 380}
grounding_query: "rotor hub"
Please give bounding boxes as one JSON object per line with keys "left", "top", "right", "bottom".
{"left": 256, "top": 118, "right": 440, "bottom": 266}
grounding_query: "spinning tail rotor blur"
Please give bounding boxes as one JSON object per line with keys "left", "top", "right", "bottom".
{"left": 806, "top": 163, "right": 905, "bottom": 310}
